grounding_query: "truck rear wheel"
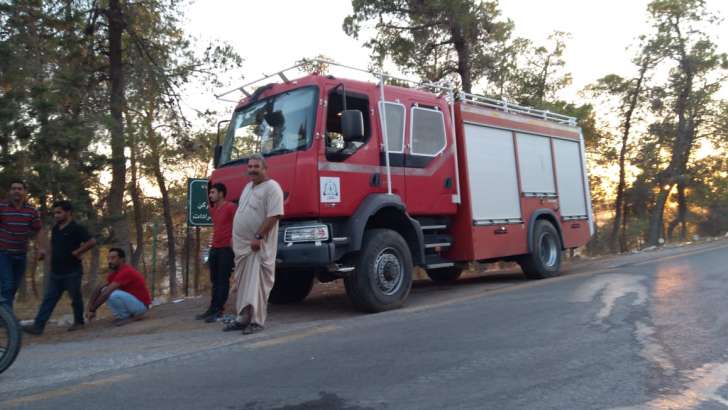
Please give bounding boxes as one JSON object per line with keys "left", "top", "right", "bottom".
{"left": 518, "top": 220, "right": 562, "bottom": 279}
{"left": 344, "top": 229, "right": 413, "bottom": 313}
{"left": 269, "top": 269, "right": 315, "bottom": 304}
{"left": 426, "top": 265, "right": 463, "bottom": 283}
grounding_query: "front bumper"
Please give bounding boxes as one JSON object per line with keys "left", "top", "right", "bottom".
{"left": 276, "top": 240, "right": 335, "bottom": 268}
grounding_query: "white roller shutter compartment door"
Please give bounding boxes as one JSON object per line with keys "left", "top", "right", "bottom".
{"left": 464, "top": 124, "right": 521, "bottom": 223}
{"left": 515, "top": 133, "right": 556, "bottom": 195}
{"left": 553, "top": 139, "right": 588, "bottom": 218}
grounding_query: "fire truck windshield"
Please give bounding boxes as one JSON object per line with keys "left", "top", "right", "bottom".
{"left": 221, "top": 86, "right": 318, "bottom": 164}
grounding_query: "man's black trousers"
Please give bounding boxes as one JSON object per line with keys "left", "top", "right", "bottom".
{"left": 208, "top": 247, "right": 234, "bottom": 313}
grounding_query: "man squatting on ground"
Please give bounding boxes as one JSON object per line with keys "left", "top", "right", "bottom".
{"left": 223, "top": 154, "right": 284, "bottom": 335}
{"left": 86, "top": 248, "right": 152, "bottom": 327}
{"left": 23, "top": 200, "right": 96, "bottom": 335}
{"left": 0, "top": 180, "right": 45, "bottom": 310}
{"left": 196, "top": 182, "right": 237, "bottom": 323}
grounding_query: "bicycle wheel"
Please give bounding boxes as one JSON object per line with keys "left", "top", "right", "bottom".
{"left": 0, "top": 304, "right": 22, "bottom": 374}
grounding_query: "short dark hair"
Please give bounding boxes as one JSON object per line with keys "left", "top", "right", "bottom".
{"left": 9, "top": 179, "right": 27, "bottom": 189}
{"left": 52, "top": 200, "right": 73, "bottom": 212}
{"left": 109, "top": 247, "right": 126, "bottom": 259}
{"left": 210, "top": 182, "right": 227, "bottom": 197}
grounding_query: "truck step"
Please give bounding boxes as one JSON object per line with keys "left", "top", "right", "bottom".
{"left": 424, "top": 234, "right": 452, "bottom": 249}
{"left": 421, "top": 224, "right": 447, "bottom": 231}
{"left": 416, "top": 217, "right": 449, "bottom": 232}
{"left": 425, "top": 254, "right": 455, "bottom": 269}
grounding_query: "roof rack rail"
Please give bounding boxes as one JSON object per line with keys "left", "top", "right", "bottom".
{"left": 214, "top": 58, "right": 455, "bottom": 102}
{"left": 214, "top": 58, "right": 577, "bottom": 128}
{"left": 458, "top": 92, "right": 577, "bottom": 127}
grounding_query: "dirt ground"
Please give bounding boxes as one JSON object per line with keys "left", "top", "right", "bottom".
{"left": 13, "top": 263, "right": 531, "bottom": 347}
{"left": 14, "top": 240, "right": 699, "bottom": 348}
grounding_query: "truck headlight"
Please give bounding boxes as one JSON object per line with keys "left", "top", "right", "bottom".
{"left": 284, "top": 225, "right": 329, "bottom": 243}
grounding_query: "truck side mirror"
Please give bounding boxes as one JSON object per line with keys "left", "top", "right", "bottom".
{"left": 341, "top": 109, "right": 364, "bottom": 141}
{"left": 213, "top": 144, "right": 222, "bottom": 168}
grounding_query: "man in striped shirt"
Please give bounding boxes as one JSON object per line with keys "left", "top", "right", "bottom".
{"left": 0, "top": 180, "right": 45, "bottom": 310}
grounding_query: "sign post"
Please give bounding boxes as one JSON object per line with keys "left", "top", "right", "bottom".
{"left": 187, "top": 178, "right": 211, "bottom": 297}
{"left": 187, "top": 179, "right": 212, "bottom": 227}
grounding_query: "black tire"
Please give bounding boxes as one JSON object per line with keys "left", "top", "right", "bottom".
{"left": 518, "top": 220, "right": 562, "bottom": 279}
{"left": 269, "top": 269, "right": 315, "bottom": 304}
{"left": 344, "top": 229, "right": 413, "bottom": 313}
{"left": 426, "top": 265, "right": 463, "bottom": 283}
{"left": 0, "top": 304, "right": 21, "bottom": 374}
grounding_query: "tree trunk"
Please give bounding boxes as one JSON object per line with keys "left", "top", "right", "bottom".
{"left": 456, "top": 47, "right": 472, "bottom": 93}
{"left": 647, "top": 52, "right": 694, "bottom": 246}
{"left": 106, "top": 0, "right": 129, "bottom": 250}
{"left": 183, "top": 226, "right": 190, "bottom": 296}
{"left": 449, "top": 18, "right": 472, "bottom": 93}
{"left": 158, "top": 171, "right": 177, "bottom": 296}
{"left": 648, "top": 185, "right": 672, "bottom": 246}
{"left": 28, "top": 249, "right": 39, "bottom": 298}
{"left": 666, "top": 181, "right": 688, "bottom": 241}
{"left": 609, "top": 171, "right": 627, "bottom": 253}
{"left": 128, "top": 118, "right": 145, "bottom": 268}
{"left": 619, "top": 201, "right": 629, "bottom": 252}
{"left": 148, "top": 131, "right": 177, "bottom": 296}
{"left": 42, "top": 231, "right": 52, "bottom": 293}
{"left": 609, "top": 60, "right": 649, "bottom": 253}
{"left": 649, "top": 131, "right": 694, "bottom": 247}
{"left": 535, "top": 56, "right": 551, "bottom": 105}
{"left": 86, "top": 246, "right": 101, "bottom": 294}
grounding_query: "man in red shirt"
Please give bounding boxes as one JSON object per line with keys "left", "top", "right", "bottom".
{"left": 196, "top": 183, "right": 237, "bottom": 323}
{"left": 86, "top": 248, "right": 151, "bottom": 327}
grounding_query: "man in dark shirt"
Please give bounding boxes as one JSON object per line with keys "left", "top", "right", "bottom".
{"left": 23, "top": 201, "right": 96, "bottom": 335}
{"left": 196, "top": 183, "right": 236, "bottom": 323}
{"left": 0, "top": 179, "right": 45, "bottom": 310}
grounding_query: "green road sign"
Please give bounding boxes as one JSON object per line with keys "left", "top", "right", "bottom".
{"left": 188, "top": 179, "right": 212, "bottom": 226}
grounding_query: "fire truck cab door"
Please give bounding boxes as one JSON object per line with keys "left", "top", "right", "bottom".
{"left": 402, "top": 101, "right": 458, "bottom": 215}
{"left": 318, "top": 83, "right": 404, "bottom": 217}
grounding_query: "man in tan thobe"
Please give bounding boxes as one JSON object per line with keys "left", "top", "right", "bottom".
{"left": 224, "top": 154, "right": 284, "bottom": 335}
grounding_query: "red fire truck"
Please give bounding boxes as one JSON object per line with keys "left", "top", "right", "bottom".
{"left": 210, "top": 60, "right": 593, "bottom": 312}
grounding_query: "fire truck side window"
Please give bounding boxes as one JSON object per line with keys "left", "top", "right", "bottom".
{"left": 325, "top": 90, "right": 370, "bottom": 162}
{"left": 411, "top": 106, "right": 446, "bottom": 157}
{"left": 378, "top": 102, "right": 405, "bottom": 153}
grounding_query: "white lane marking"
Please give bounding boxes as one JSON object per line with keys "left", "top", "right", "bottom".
{"left": 612, "top": 362, "right": 728, "bottom": 409}
{"left": 576, "top": 273, "right": 728, "bottom": 409}
{"left": 634, "top": 321, "right": 675, "bottom": 376}
{"left": 573, "top": 274, "right": 676, "bottom": 377}
{"left": 571, "top": 273, "right": 647, "bottom": 322}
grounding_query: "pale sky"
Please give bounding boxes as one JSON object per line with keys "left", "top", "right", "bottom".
{"left": 184, "top": 0, "right": 727, "bottom": 117}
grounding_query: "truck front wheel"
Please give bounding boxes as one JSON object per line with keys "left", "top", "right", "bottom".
{"left": 518, "top": 220, "right": 562, "bottom": 279}
{"left": 269, "top": 269, "right": 315, "bottom": 304}
{"left": 344, "top": 229, "right": 413, "bottom": 312}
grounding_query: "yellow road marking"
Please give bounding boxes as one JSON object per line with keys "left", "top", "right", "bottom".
{"left": 247, "top": 325, "right": 338, "bottom": 349}
{"left": 2, "top": 374, "right": 131, "bottom": 408}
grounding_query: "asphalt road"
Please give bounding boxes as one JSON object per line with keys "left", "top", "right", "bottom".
{"left": 4, "top": 240, "right": 728, "bottom": 409}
